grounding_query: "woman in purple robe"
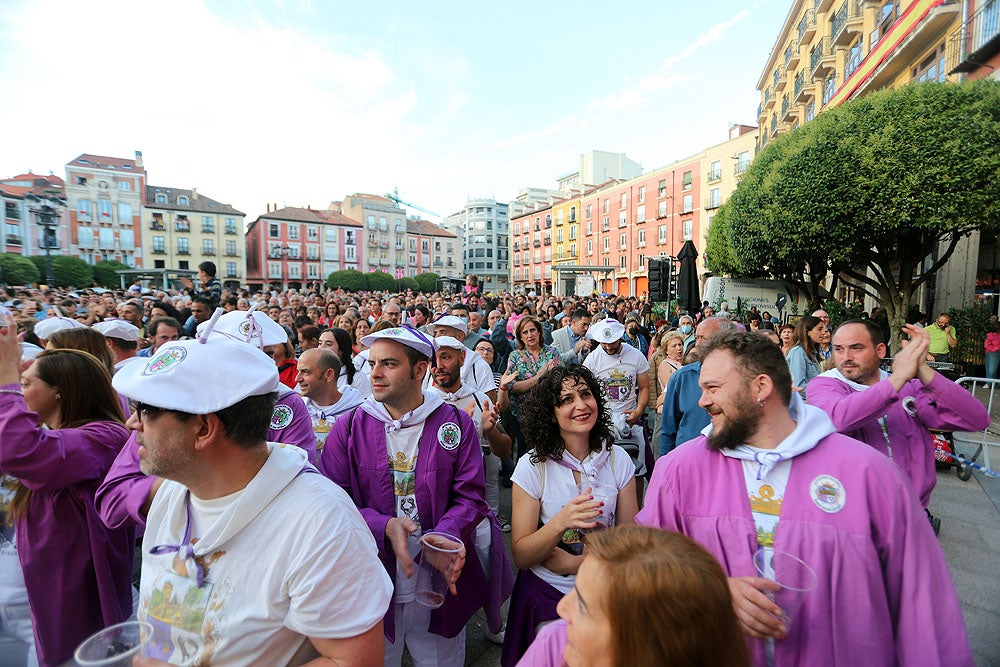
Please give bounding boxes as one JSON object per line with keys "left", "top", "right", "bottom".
{"left": 0, "top": 315, "right": 134, "bottom": 667}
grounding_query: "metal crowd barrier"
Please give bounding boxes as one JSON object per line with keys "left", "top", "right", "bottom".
{"left": 952, "top": 377, "right": 1000, "bottom": 480}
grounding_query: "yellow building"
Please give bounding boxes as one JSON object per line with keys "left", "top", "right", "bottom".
{"left": 143, "top": 186, "right": 246, "bottom": 288}
{"left": 757, "top": 0, "right": 961, "bottom": 147}
{"left": 552, "top": 196, "right": 581, "bottom": 267}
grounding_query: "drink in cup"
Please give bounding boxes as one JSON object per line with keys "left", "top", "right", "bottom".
{"left": 753, "top": 548, "right": 817, "bottom": 630}
{"left": 74, "top": 620, "right": 152, "bottom": 667}
{"left": 415, "top": 531, "right": 464, "bottom": 609}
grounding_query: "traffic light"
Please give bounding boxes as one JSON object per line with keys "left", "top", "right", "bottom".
{"left": 648, "top": 258, "right": 665, "bottom": 301}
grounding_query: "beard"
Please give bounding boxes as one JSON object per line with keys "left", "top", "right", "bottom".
{"left": 705, "top": 394, "right": 761, "bottom": 451}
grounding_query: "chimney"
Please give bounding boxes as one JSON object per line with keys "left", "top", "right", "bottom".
{"left": 267, "top": 203, "right": 271, "bottom": 213}
{"left": 191, "top": 187, "right": 198, "bottom": 200}
{"left": 134, "top": 150, "right": 143, "bottom": 168}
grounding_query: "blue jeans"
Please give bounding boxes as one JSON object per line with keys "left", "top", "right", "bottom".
{"left": 986, "top": 351, "right": 1000, "bottom": 379}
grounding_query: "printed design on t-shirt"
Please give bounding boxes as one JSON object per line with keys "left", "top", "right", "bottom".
{"left": 312, "top": 414, "right": 332, "bottom": 453}
{"left": 389, "top": 451, "right": 419, "bottom": 526}
{"left": 749, "top": 484, "right": 783, "bottom": 547}
{"left": 0, "top": 477, "right": 17, "bottom": 550}
{"left": 142, "top": 568, "right": 231, "bottom": 666}
{"left": 598, "top": 368, "right": 634, "bottom": 403}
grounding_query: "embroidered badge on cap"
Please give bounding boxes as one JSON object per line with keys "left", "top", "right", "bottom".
{"left": 437, "top": 422, "right": 461, "bottom": 450}
{"left": 810, "top": 474, "right": 846, "bottom": 513}
{"left": 143, "top": 347, "right": 187, "bottom": 376}
{"left": 238, "top": 319, "right": 256, "bottom": 337}
{"left": 270, "top": 404, "right": 293, "bottom": 430}
{"left": 603, "top": 327, "right": 612, "bottom": 338}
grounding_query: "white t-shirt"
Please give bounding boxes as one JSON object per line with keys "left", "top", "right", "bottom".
{"left": 511, "top": 446, "right": 634, "bottom": 594}
{"left": 338, "top": 365, "right": 372, "bottom": 398}
{"left": 386, "top": 415, "right": 424, "bottom": 602}
{"left": 139, "top": 444, "right": 392, "bottom": 666}
{"left": 583, "top": 343, "right": 650, "bottom": 415}
{"left": 0, "top": 476, "right": 27, "bottom": 605}
{"left": 424, "top": 353, "right": 496, "bottom": 395}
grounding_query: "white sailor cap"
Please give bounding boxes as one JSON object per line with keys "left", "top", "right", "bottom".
{"left": 587, "top": 317, "right": 626, "bottom": 343}
{"left": 35, "top": 315, "right": 86, "bottom": 340}
{"left": 433, "top": 315, "right": 468, "bottom": 335}
{"left": 20, "top": 342, "right": 43, "bottom": 364}
{"left": 196, "top": 306, "right": 289, "bottom": 348}
{"left": 92, "top": 319, "right": 141, "bottom": 342}
{"left": 361, "top": 325, "right": 437, "bottom": 359}
{"left": 434, "top": 336, "right": 466, "bottom": 353}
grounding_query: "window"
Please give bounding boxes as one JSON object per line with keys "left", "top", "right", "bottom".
{"left": 557, "top": 210, "right": 564, "bottom": 225}
{"left": 178, "top": 196, "right": 188, "bottom": 206}
{"left": 226, "top": 240, "right": 237, "bottom": 255}
{"left": 307, "top": 245, "right": 319, "bottom": 260}
{"left": 268, "top": 223, "right": 279, "bottom": 237}
{"left": 155, "top": 194, "right": 166, "bottom": 204}
{"left": 569, "top": 226, "right": 577, "bottom": 240}
{"left": 175, "top": 216, "right": 190, "bottom": 232}
{"left": 619, "top": 212, "right": 627, "bottom": 227}
{"left": 345, "top": 245, "right": 356, "bottom": 260}
{"left": 805, "top": 101, "right": 816, "bottom": 122}
{"left": 637, "top": 186, "right": 645, "bottom": 203}
{"left": 202, "top": 238, "right": 214, "bottom": 254}
{"left": 619, "top": 255, "right": 627, "bottom": 270}
{"left": 619, "top": 232, "right": 627, "bottom": 250}
{"left": 97, "top": 228, "right": 113, "bottom": 249}
{"left": 603, "top": 237, "right": 610, "bottom": 253}
{"left": 638, "top": 229, "right": 646, "bottom": 247}
{"left": 658, "top": 201, "right": 667, "bottom": 218}
{"left": 846, "top": 38, "right": 864, "bottom": 78}
{"left": 152, "top": 235, "right": 165, "bottom": 253}
{"left": 620, "top": 193, "right": 627, "bottom": 208}
{"left": 709, "top": 160, "right": 722, "bottom": 181}
{"left": 177, "top": 237, "right": 190, "bottom": 254}
{"left": 268, "top": 262, "right": 282, "bottom": 279}
{"left": 115, "top": 202, "right": 131, "bottom": 224}
{"left": 682, "top": 171, "right": 692, "bottom": 190}
{"left": 199, "top": 216, "right": 213, "bottom": 233}
{"left": 638, "top": 254, "right": 645, "bottom": 268}
{"left": 822, "top": 72, "right": 837, "bottom": 105}
{"left": 117, "top": 180, "right": 131, "bottom": 192}
{"left": 77, "top": 176, "right": 87, "bottom": 185}
{"left": 225, "top": 218, "right": 237, "bottom": 234}
{"left": 736, "top": 151, "right": 751, "bottom": 174}
{"left": 120, "top": 229, "right": 134, "bottom": 250}
{"left": 603, "top": 217, "right": 610, "bottom": 231}
{"left": 514, "top": 221, "right": 520, "bottom": 235}
{"left": 570, "top": 206, "right": 576, "bottom": 222}
{"left": 708, "top": 188, "right": 721, "bottom": 209}
{"left": 587, "top": 239, "right": 594, "bottom": 255}
{"left": 658, "top": 180, "right": 667, "bottom": 197}
{"left": 587, "top": 221, "right": 593, "bottom": 235}
{"left": 683, "top": 219, "right": 693, "bottom": 240}
{"left": 557, "top": 228, "right": 564, "bottom": 243}
{"left": 345, "top": 231, "right": 355, "bottom": 245}
{"left": 288, "top": 224, "right": 299, "bottom": 240}
{"left": 682, "top": 194, "right": 693, "bottom": 213}
{"left": 307, "top": 226, "right": 319, "bottom": 240}
{"left": 307, "top": 264, "right": 319, "bottom": 279}
{"left": 226, "top": 261, "right": 237, "bottom": 277}
{"left": 636, "top": 206, "right": 646, "bottom": 223}
{"left": 78, "top": 227, "right": 93, "bottom": 246}
{"left": 289, "top": 264, "right": 301, "bottom": 279}
{"left": 98, "top": 199, "right": 112, "bottom": 220}
{"left": 602, "top": 199, "right": 609, "bottom": 214}
{"left": 912, "top": 44, "right": 947, "bottom": 83}
{"left": 585, "top": 204, "right": 592, "bottom": 219}
{"left": 658, "top": 225, "right": 667, "bottom": 244}
{"left": 77, "top": 200, "right": 91, "bottom": 219}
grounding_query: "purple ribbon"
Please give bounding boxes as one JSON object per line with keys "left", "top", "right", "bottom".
{"left": 149, "top": 492, "right": 206, "bottom": 588}
{"left": 553, "top": 446, "right": 611, "bottom": 481}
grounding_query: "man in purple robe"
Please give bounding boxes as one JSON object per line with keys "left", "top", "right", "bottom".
{"left": 637, "top": 331, "right": 971, "bottom": 666}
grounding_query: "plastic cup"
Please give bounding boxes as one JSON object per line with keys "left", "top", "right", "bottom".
{"left": 753, "top": 549, "right": 817, "bottom": 630}
{"left": 74, "top": 620, "right": 152, "bottom": 667}
{"left": 576, "top": 481, "right": 617, "bottom": 534}
{"left": 415, "top": 531, "right": 464, "bottom": 609}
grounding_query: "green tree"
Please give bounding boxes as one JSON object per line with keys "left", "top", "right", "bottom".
{"left": 326, "top": 269, "right": 367, "bottom": 292}
{"left": 414, "top": 272, "right": 440, "bottom": 293}
{"left": 47, "top": 256, "right": 94, "bottom": 288}
{"left": 365, "top": 271, "right": 396, "bottom": 292}
{"left": 398, "top": 277, "right": 419, "bottom": 292}
{"left": 0, "top": 253, "right": 40, "bottom": 286}
{"left": 92, "top": 260, "right": 129, "bottom": 288}
{"left": 712, "top": 80, "right": 1000, "bottom": 349}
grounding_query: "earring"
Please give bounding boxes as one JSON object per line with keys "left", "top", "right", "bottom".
{"left": 757, "top": 398, "right": 765, "bottom": 408}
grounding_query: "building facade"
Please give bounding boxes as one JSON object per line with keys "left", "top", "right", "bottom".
{"left": 143, "top": 186, "right": 246, "bottom": 287}
{"left": 1, "top": 173, "right": 68, "bottom": 260}
{"left": 339, "top": 194, "right": 408, "bottom": 276}
{"left": 64, "top": 152, "right": 146, "bottom": 268}
{"left": 406, "top": 218, "right": 459, "bottom": 279}
{"left": 245, "top": 206, "right": 362, "bottom": 292}
{"left": 441, "top": 199, "right": 510, "bottom": 292}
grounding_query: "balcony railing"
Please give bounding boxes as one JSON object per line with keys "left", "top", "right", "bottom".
{"left": 174, "top": 223, "right": 190, "bottom": 232}
{"left": 152, "top": 248, "right": 166, "bottom": 254}
{"left": 705, "top": 197, "right": 721, "bottom": 210}
{"left": 533, "top": 240, "right": 541, "bottom": 247}
{"left": 949, "top": 1, "right": 1000, "bottom": 74}
{"left": 797, "top": 8, "right": 816, "bottom": 45}
{"left": 225, "top": 226, "right": 237, "bottom": 235}
{"left": 707, "top": 168, "right": 722, "bottom": 183}
{"left": 773, "top": 67, "right": 787, "bottom": 91}
{"left": 785, "top": 43, "right": 800, "bottom": 70}
{"left": 149, "top": 222, "right": 165, "bottom": 231}
{"left": 810, "top": 37, "right": 834, "bottom": 79}
{"left": 831, "top": 0, "right": 863, "bottom": 47}
{"left": 6, "top": 234, "right": 22, "bottom": 245}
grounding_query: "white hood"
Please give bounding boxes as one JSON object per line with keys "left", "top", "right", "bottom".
{"left": 818, "top": 366, "right": 888, "bottom": 392}
{"left": 361, "top": 392, "right": 444, "bottom": 434}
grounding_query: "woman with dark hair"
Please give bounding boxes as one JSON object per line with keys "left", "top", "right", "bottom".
{"left": 501, "top": 364, "right": 638, "bottom": 666}
{"left": 520, "top": 525, "right": 749, "bottom": 667}
{"left": 318, "top": 301, "right": 340, "bottom": 328}
{"left": 0, "top": 317, "right": 134, "bottom": 666}
{"left": 500, "top": 316, "right": 560, "bottom": 460}
{"left": 786, "top": 315, "right": 827, "bottom": 400}
{"left": 779, "top": 323, "right": 796, "bottom": 357}
{"left": 148, "top": 300, "right": 181, "bottom": 321}
{"left": 272, "top": 336, "right": 298, "bottom": 389}
{"left": 46, "top": 327, "right": 116, "bottom": 377}
{"left": 318, "top": 327, "right": 372, "bottom": 397}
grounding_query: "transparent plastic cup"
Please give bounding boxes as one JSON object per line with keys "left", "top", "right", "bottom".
{"left": 753, "top": 549, "right": 817, "bottom": 630}
{"left": 74, "top": 620, "right": 152, "bottom": 667}
{"left": 415, "top": 531, "right": 464, "bottom": 608}
{"left": 576, "top": 481, "right": 617, "bottom": 534}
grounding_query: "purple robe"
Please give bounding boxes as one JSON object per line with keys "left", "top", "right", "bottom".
{"left": 0, "top": 386, "right": 134, "bottom": 667}
{"left": 807, "top": 372, "right": 990, "bottom": 507}
{"left": 518, "top": 619, "right": 568, "bottom": 666}
{"left": 96, "top": 389, "right": 316, "bottom": 530}
{"left": 321, "top": 403, "right": 514, "bottom": 641}
{"left": 636, "top": 433, "right": 972, "bottom": 666}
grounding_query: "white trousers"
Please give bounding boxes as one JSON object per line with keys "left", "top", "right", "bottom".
{"left": 384, "top": 600, "right": 466, "bottom": 667}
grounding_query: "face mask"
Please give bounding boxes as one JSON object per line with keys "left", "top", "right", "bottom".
{"left": 679, "top": 325, "right": 693, "bottom": 334}
{"left": 627, "top": 326, "right": 639, "bottom": 336}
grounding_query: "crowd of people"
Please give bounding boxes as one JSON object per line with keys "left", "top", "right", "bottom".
{"left": 0, "top": 264, "right": 988, "bottom": 666}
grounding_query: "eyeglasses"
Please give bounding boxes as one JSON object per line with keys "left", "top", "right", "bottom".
{"left": 129, "top": 401, "right": 190, "bottom": 422}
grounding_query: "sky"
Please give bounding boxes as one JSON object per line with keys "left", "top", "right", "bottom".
{"left": 0, "top": 0, "right": 792, "bottom": 223}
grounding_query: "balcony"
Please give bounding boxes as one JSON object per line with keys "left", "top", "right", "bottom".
{"left": 797, "top": 8, "right": 816, "bottom": 45}
{"left": 378, "top": 258, "right": 391, "bottom": 266}
{"left": 379, "top": 241, "right": 390, "bottom": 249}
{"left": 781, "top": 96, "right": 798, "bottom": 123}
{"left": 794, "top": 71, "right": 814, "bottom": 102}
{"left": 950, "top": 1, "right": 1000, "bottom": 73}
{"left": 533, "top": 239, "right": 541, "bottom": 247}
{"left": 152, "top": 248, "right": 166, "bottom": 255}
{"left": 707, "top": 167, "right": 722, "bottom": 183}
{"left": 149, "top": 222, "right": 165, "bottom": 231}
{"left": 6, "top": 234, "right": 22, "bottom": 245}
{"left": 543, "top": 238, "right": 552, "bottom": 246}
{"left": 831, "top": 0, "right": 863, "bottom": 47}
{"left": 225, "top": 226, "right": 237, "bottom": 235}
{"left": 76, "top": 212, "right": 91, "bottom": 223}
{"left": 773, "top": 67, "right": 787, "bottom": 91}
{"left": 816, "top": 0, "right": 835, "bottom": 12}
{"left": 784, "top": 43, "right": 800, "bottom": 71}
{"left": 810, "top": 37, "right": 835, "bottom": 79}
{"left": 513, "top": 241, "right": 519, "bottom": 251}
{"left": 763, "top": 87, "right": 775, "bottom": 111}
{"left": 174, "top": 223, "right": 190, "bottom": 233}
{"left": 368, "top": 239, "right": 377, "bottom": 247}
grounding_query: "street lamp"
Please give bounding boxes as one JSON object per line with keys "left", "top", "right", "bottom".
{"left": 26, "top": 193, "right": 65, "bottom": 286}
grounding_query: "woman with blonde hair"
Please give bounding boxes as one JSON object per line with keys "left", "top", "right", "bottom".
{"left": 0, "top": 316, "right": 134, "bottom": 666}
{"left": 520, "top": 525, "right": 749, "bottom": 667}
